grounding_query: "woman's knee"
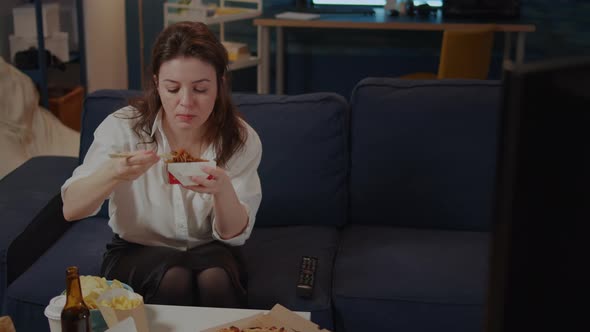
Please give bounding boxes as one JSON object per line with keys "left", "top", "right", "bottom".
{"left": 197, "top": 267, "right": 239, "bottom": 307}
{"left": 197, "top": 267, "right": 231, "bottom": 290}
{"left": 150, "top": 266, "right": 193, "bottom": 305}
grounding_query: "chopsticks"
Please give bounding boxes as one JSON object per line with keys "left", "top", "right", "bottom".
{"left": 109, "top": 152, "right": 173, "bottom": 159}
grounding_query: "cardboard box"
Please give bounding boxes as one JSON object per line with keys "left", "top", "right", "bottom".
{"left": 49, "top": 85, "right": 84, "bottom": 132}
{"left": 167, "top": 160, "right": 216, "bottom": 185}
{"left": 12, "top": 3, "right": 60, "bottom": 38}
{"left": 97, "top": 288, "right": 149, "bottom": 332}
{"left": 202, "top": 304, "right": 331, "bottom": 332}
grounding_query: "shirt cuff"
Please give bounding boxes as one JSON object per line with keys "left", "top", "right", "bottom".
{"left": 211, "top": 202, "right": 253, "bottom": 246}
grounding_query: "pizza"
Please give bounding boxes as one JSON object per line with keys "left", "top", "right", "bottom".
{"left": 217, "top": 326, "right": 286, "bottom": 332}
{"left": 217, "top": 327, "right": 240, "bottom": 332}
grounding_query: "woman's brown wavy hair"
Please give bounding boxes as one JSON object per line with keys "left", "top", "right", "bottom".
{"left": 129, "top": 21, "right": 246, "bottom": 168}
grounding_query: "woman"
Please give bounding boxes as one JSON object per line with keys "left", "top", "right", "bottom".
{"left": 61, "top": 21, "right": 262, "bottom": 308}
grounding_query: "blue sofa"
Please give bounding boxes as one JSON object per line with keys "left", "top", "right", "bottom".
{"left": 0, "top": 78, "right": 501, "bottom": 332}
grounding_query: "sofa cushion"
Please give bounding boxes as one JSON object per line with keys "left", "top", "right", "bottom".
{"left": 349, "top": 78, "right": 500, "bottom": 231}
{"left": 233, "top": 93, "right": 349, "bottom": 227}
{"left": 3, "top": 217, "right": 112, "bottom": 331}
{"left": 332, "top": 225, "right": 489, "bottom": 332}
{"left": 242, "top": 226, "right": 339, "bottom": 330}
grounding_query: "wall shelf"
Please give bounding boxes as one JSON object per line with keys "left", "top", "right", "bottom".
{"left": 163, "top": 0, "right": 263, "bottom": 87}
{"left": 18, "top": 0, "right": 86, "bottom": 108}
{"left": 164, "top": 4, "right": 261, "bottom": 25}
{"left": 228, "top": 56, "right": 259, "bottom": 71}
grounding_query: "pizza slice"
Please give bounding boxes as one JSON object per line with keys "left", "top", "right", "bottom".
{"left": 217, "top": 327, "right": 286, "bottom": 332}
{"left": 217, "top": 327, "right": 241, "bottom": 332}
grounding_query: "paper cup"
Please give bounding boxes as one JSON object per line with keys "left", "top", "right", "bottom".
{"left": 44, "top": 295, "right": 65, "bottom": 332}
{"left": 167, "top": 160, "right": 216, "bottom": 185}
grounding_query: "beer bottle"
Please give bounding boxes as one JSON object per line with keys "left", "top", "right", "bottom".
{"left": 61, "top": 266, "right": 91, "bottom": 332}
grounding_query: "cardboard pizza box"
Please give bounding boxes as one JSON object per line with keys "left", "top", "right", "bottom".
{"left": 201, "top": 304, "right": 331, "bottom": 332}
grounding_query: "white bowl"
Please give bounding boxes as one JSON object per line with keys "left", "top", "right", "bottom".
{"left": 167, "top": 160, "right": 216, "bottom": 185}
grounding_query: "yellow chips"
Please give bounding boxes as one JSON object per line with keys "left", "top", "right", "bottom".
{"left": 79, "top": 276, "right": 124, "bottom": 309}
{"left": 99, "top": 296, "right": 142, "bottom": 310}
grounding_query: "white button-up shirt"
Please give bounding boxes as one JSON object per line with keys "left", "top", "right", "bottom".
{"left": 61, "top": 107, "right": 262, "bottom": 250}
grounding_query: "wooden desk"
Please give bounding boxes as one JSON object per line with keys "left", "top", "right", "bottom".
{"left": 254, "top": 8, "right": 536, "bottom": 94}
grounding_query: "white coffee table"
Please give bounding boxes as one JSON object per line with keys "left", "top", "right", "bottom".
{"left": 145, "top": 304, "right": 311, "bottom": 332}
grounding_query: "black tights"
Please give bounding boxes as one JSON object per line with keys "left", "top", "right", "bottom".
{"left": 149, "top": 266, "right": 240, "bottom": 308}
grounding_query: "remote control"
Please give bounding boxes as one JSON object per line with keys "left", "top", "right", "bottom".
{"left": 296, "top": 256, "right": 318, "bottom": 298}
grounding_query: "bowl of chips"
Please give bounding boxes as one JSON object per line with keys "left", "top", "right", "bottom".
{"left": 62, "top": 276, "right": 133, "bottom": 332}
{"left": 96, "top": 288, "right": 148, "bottom": 332}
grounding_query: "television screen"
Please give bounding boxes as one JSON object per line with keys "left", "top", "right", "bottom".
{"left": 311, "top": 0, "right": 442, "bottom": 6}
{"left": 311, "top": 0, "right": 385, "bottom": 6}
{"left": 487, "top": 57, "right": 590, "bottom": 332}
{"left": 443, "top": 0, "right": 519, "bottom": 18}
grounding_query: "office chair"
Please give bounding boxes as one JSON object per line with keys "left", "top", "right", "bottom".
{"left": 401, "top": 27, "right": 495, "bottom": 80}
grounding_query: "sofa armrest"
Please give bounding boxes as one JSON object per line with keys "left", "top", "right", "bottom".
{"left": 0, "top": 156, "right": 78, "bottom": 297}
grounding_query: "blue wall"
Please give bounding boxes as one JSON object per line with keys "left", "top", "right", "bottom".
{"left": 523, "top": 0, "right": 590, "bottom": 59}
{"left": 125, "top": 0, "right": 590, "bottom": 97}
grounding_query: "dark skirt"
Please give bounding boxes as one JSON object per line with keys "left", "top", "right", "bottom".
{"left": 100, "top": 235, "right": 247, "bottom": 306}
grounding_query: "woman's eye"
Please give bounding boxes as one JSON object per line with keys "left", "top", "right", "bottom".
{"left": 166, "top": 88, "right": 179, "bottom": 93}
{"left": 194, "top": 88, "right": 206, "bottom": 93}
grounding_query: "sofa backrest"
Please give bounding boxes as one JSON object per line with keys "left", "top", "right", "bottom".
{"left": 349, "top": 78, "right": 500, "bottom": 231}
{"left": 80, "top": 90, "right": 142, "bottom": 218}
{"left": 234, "top": 93, "right": 349, "bottom": 227}
{"left": 81, "top": 90, "right": 350, "bottom": 227}
{"left": 80, "top": 90, "right": 143, "bottom": 163}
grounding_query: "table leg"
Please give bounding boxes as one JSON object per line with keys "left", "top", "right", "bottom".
{"left": 276, "top": 27, "right": 284, "bottom": 95}
{"left": 257, "top": 26, "right": 270, "bottom": 94}
{"left": 503, "top": 32, "right": 512, "bottom": 66}
{"left": 516, "top": 32, "right": 526, "bottom": 65}
{"left": 256, "top": 26, "right": 262, "bottom": 93}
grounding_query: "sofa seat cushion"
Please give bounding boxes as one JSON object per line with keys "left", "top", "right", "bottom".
{"left": 4, "top": 217, "right": 112, "bottom": 331}
{"left": 242, "top": 226, "right": 339, "bottom": 330}
{"left": 332, "top": 225, "right": 489, "bottom": 332}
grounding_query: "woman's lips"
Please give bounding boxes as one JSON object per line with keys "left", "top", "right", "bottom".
{"left": 176, "top": 114, "right": 196, "bottom": 121}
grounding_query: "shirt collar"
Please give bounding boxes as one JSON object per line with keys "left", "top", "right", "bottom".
{"left": 150, "top": 110, "right": 163, "bottom": 138}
